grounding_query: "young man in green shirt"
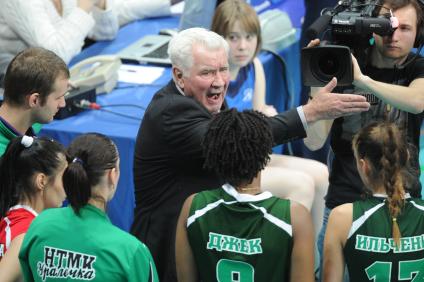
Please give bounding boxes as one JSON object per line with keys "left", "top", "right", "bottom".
{"left": 0, "top": 47, "right": 68, "bottom": 155}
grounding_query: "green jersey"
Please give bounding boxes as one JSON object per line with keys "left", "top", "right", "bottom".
{"left": 19, "top": 205, "right": 158, "bottom": 282}
{"left": 187, "top": 184, "right": 293, "bottom": 282}
{"left": 344, "top": 197, "right": 424, "bottom": 282}
{"left": 0, "top": 118, "right": 41, "bottom": 155}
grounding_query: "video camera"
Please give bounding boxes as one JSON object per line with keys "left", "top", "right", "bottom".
{"left": 302, "top": 0, "right": 397, "bottom": 86}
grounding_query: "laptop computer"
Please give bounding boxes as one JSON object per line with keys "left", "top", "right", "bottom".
{"left": 118, "top": 34, "right": 173, "bottom": 65}
{"left": 117, "top": 0, "right": 218, "bottom": 66}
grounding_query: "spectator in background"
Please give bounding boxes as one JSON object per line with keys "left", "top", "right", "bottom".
{"left": 0, "top": 47, "right": 68, "bottom": 155}
{"left": 179, "top": 0, "right": 217, "bottom": 30}
{"left": 324, "top": 122, "right": 424, "bottom": 281}
{"left": 117, "top": 0, "right": 183, "bottom": 27}
{"left": 176, "top": 109, "right": 314, "bottom": 282}
{"left": 0, "top": 136, "right": 67, "bottom": 282}
{"left": 19, "top": 133, "right": 159, "bottom": 282}
{"left": 0, "top": 0, "right": 183, "bottom": 79}
{"left": 211, "top": 0, "right": 329, "bottom": 236}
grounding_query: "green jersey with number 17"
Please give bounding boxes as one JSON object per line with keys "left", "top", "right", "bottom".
{"left": 344, "top": 196, "right": 424, "bottom": 282}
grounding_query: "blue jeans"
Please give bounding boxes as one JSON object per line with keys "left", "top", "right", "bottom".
{"left": 317, "top": 207, "right": 349, "bottom": 281}
{"left": 317, "top": 207, "right": 331, "bottom": 281}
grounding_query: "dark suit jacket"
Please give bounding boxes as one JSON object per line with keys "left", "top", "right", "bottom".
{"left": 131, "top": 80, "right": 306, "bottom": 281}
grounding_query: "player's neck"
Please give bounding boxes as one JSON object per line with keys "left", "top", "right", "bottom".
{"left": 237, "top": 175, "right": 261, "bottom": 195}
{"left": 88, "top": 197, "right": 107, "bottom": 212}
{"left": 19, "top": 197, "right": 43, "bottom": 214}
{"left": 0, "top": 104, "right": 33, "bottom": 135}
{"left": 229, "top": 65, "right": 240, "bottom": 80}
{"left": 371, "top": 184, "right": 387, "bottom": 195}
{"left": 88, "top": 186, "right": 110, "bottom": 212}
{"left": 238, "top": 186, "right": 261, "bottom": 195}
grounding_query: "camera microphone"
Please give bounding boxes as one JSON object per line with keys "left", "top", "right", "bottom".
{"left": 306, "top": 14, "right": 332, "bottom": 40}
{"left": 390, "top": 16, "right": 399, "bottom": 28}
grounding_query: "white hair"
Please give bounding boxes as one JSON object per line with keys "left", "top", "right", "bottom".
{"left": 167, "top": 27, "right": 229, "bottom": 75}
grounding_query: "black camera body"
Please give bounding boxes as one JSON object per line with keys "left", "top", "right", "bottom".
{"left": 302, "top": 0, "right": 395, "bottom": 86}
{"left": 329, "top": 1, "right": 394, "bottom": 45}
{"left": 302, "top": 45, "right": 353, "bottom": 87}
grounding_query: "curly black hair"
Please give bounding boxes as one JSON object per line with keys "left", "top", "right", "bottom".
{"left": 202, "top": 109, "right": 273, "bottom": 187}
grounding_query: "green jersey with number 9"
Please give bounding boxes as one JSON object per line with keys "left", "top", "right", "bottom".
{"left": 186, "top": 184, "right": 293, "bottom": 282}
{"left": 344, "top": 196, "right": 424, "bottom": 282}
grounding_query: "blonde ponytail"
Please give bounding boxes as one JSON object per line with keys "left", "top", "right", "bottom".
{"left": 392, "top": 217, "right": 401, "bottom": 248}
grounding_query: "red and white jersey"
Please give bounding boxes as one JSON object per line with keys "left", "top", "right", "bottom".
{"left": 0, "top": 205, "right": 37, "bottom": 259}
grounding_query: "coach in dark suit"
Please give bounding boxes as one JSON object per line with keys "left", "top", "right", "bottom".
{"left": 131, "top": 27, "right": 369, "bottom": 281}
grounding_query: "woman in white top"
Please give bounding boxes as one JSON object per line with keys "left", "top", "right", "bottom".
{"left": 0, "top": 0, "right": 179, "bottom": 76}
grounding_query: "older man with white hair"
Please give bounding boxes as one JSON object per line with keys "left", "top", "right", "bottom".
{"left": 131, "top": 27, "right": 369, "bottom": 282}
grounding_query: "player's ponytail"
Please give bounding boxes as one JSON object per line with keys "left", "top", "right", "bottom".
{"left": 381, "top": 124, "right": 407, "bottom": 247}
{"left": 353, "top": 122, "right": 408, "bottom": 247}
{"left": 64, "top": 133, "right": 119, "bottom": 215}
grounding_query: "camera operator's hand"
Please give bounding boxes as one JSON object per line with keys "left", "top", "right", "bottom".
{"left": 351, "top": 54, "right": 367, "bottom": 86}
{"left": 307, "top": 38, "right": 320, "bottom": 48}
{"left": 303, "top": 78, "right": 370, "bottom": 123}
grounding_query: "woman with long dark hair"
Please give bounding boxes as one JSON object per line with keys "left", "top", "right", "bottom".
{"left": 0, "top": 136, "right": 67, "bottom": 281}
{"left": 19, "top": 133, "right": 159, "bottom": 282}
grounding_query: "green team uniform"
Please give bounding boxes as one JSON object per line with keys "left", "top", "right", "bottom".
{"left": 187, "top": 184, "right": 293, "bottom": 282}
{"left": 0, "top": 118, "right": 42, "bottom": 155}
{"left": 19, "top": 205, "right": 159, "bottom": 282}
{"left": 344, "top": 196, "right": 424, "bottom": 282}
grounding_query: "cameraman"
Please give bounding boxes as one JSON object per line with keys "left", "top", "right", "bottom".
{"left": 305, "top": 0, "right": 424, "bottom": 271}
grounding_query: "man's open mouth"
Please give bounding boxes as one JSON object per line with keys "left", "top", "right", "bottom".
{"left": 207, "top": 93, "right": 221, "bottom": 100}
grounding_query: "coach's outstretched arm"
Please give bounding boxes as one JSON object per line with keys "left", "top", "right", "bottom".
{"left": 303, "top": 77, "right": 370, "bottom": 123}
{"left": 303, "top": 78, "right": 370, "bottom": 150}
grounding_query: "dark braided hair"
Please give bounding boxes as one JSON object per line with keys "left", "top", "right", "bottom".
{"left": 202, "top": 109, "right": 273, "bottom": 187}
{"left": 353, "top": 122, "right": 408, "bottom": 246}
